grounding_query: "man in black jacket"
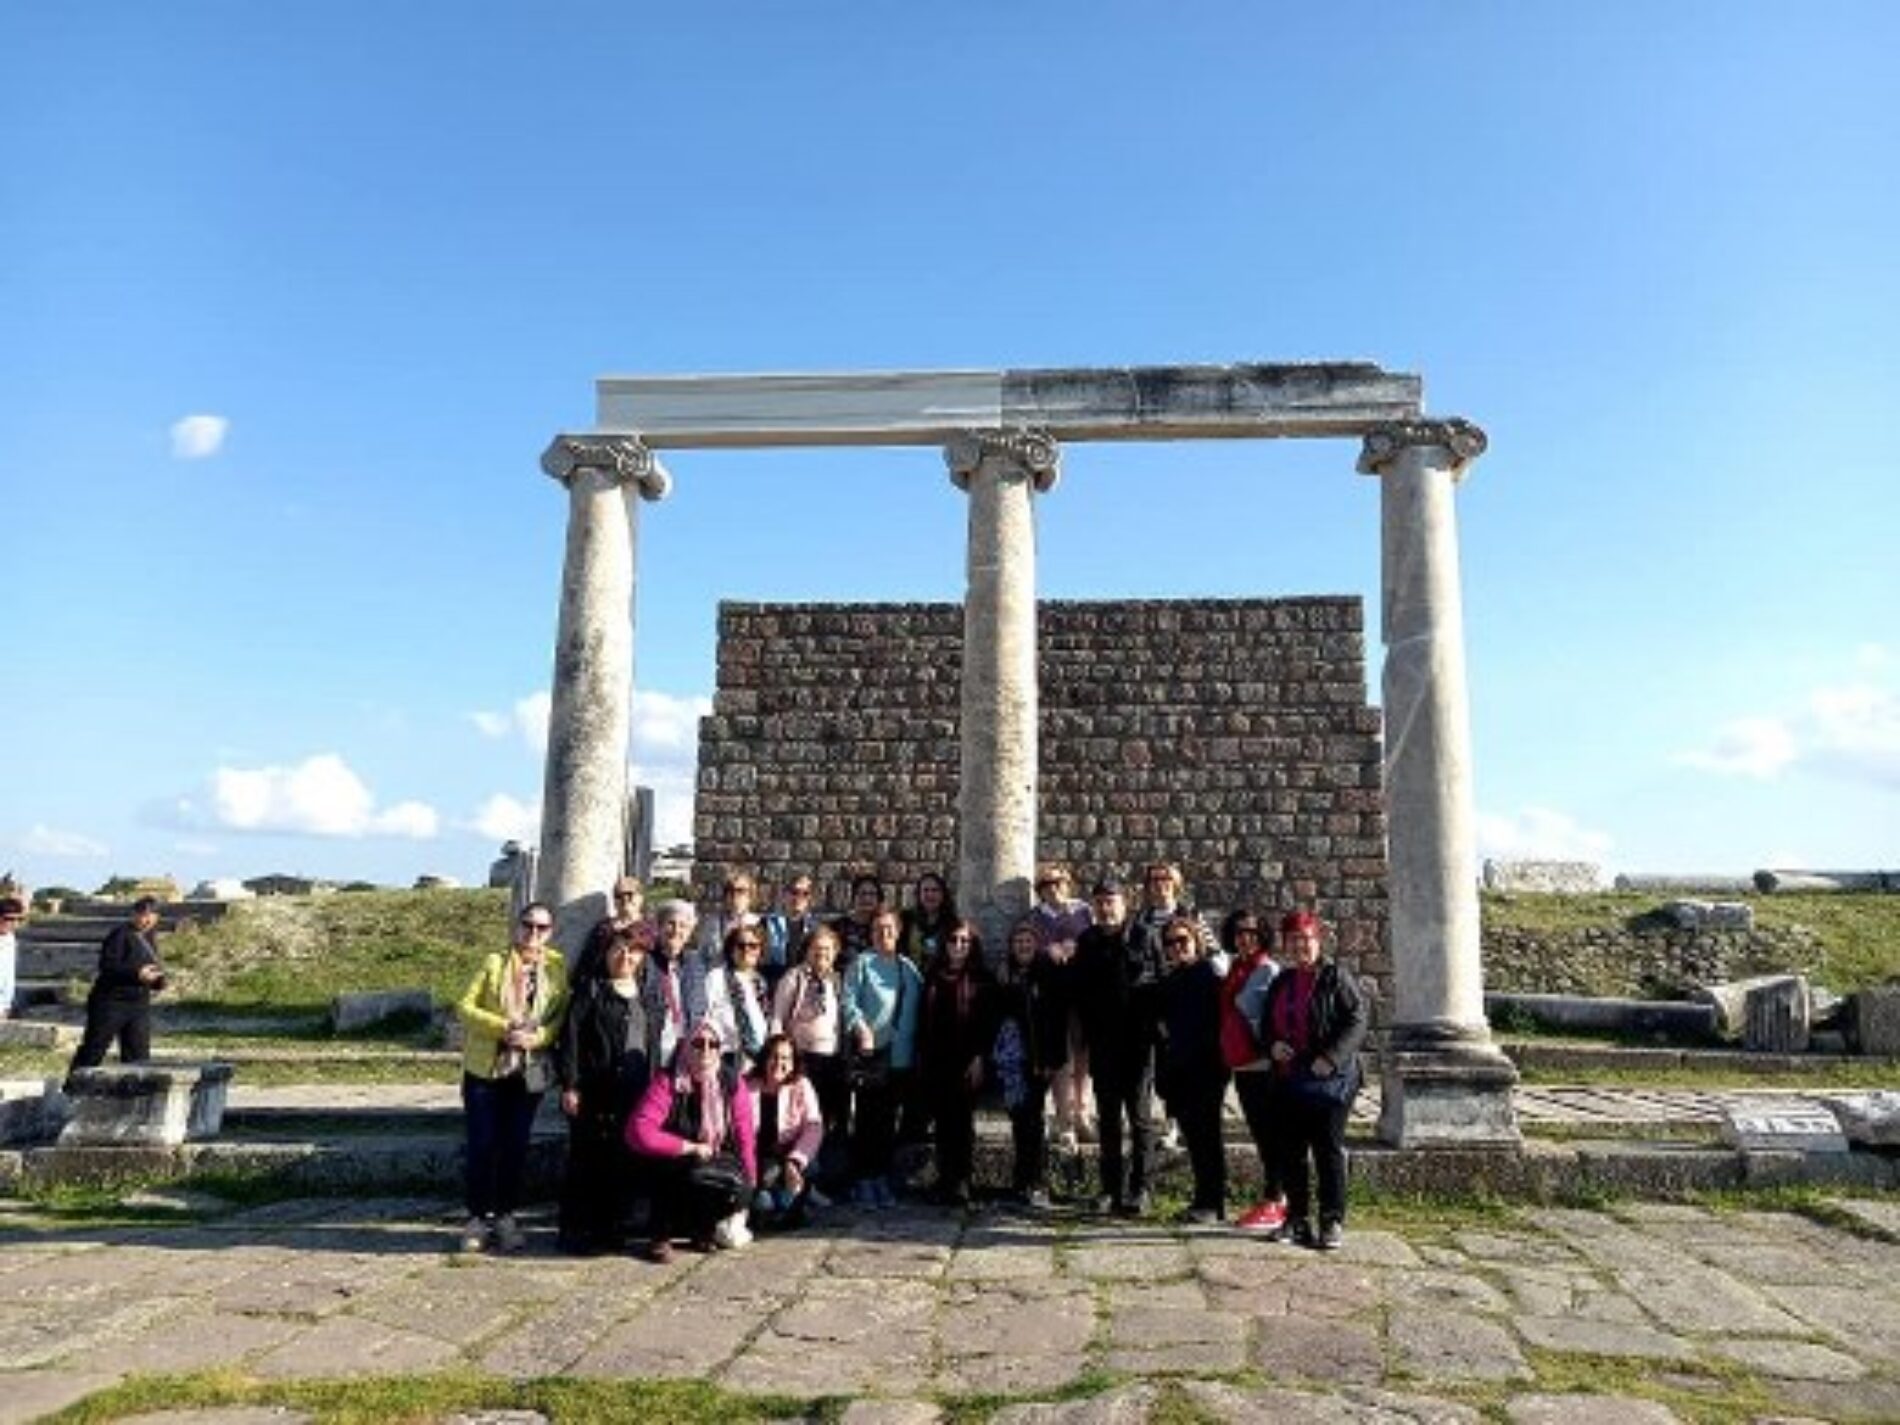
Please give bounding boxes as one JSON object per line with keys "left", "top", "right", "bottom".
{"left": 69, "top": 896, "right": 167, "bottom": 1073}
{"left": 1072, "top": 876, "right": 1165, "bottom": 1215}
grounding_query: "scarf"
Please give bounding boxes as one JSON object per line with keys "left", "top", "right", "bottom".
{"left": 674, "top": 1018, "right": 728, "bottom": 1150}
{"left": 492, "top": 951, "right": 547, "bottom": 1079}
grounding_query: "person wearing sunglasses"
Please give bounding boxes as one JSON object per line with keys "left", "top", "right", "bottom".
{"left": 572, "top": 875, "right": 650, "bottom": 985}
{"left": 456, "top": 900, "right": 570, "bottom": 1254}
{"left": 1217, "top": 908, "right": 1287, "bottom": 1233}
{"left": 761, "top": 875, "right": 822, "bottom": 992}
{"left": 1157, "top": 915, "right": 1229, "bottom": 1225}
{"left": 1028, "top": 864, "right": 1093, "bottom": 1155}
{"left": 627, "top": 1016, "right": 758, "bottom": 1262}
{"left": 916, "top": 919, "right": 993, "bottom": 1208}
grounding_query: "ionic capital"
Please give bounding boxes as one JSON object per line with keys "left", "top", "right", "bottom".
{"left": 945, "top": 427, "right": 1062, "bottom": 494}
{"left": 541, "top": 434, "right": 673, "bottom": 501}
{"left": 1356, "top": 418, "right": 1488, "bottom": 481}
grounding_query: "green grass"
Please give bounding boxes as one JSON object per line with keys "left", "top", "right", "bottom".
{"left": 40, "top": 1370, "right": 824, "bottom": 1425}
{"left": 1481, "top": 889, "right": 1900, "bottom": 991}
{"left": 161, "top": 887, "right": 510, "bottom": 1011}
{"left": 1513, "top": 1058, "right": 1900, "bottom": 1089}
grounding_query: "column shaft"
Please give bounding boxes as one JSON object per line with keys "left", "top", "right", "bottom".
{"left": 1360, "top": 419, "right": 1519, "bottom": 1148}
{"left": 950, "top": 432, "right": 1056, "bottom": 955}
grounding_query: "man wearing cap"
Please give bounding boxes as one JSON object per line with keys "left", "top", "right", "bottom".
{"left": 1072, "top": 875, "right": 1166, "bottom": 1215}
{"left": 69, "top": 896, "right": 168, "bottom": 1072}
{"left": 0, "top": 894, "right": 24, "bottom": 1020}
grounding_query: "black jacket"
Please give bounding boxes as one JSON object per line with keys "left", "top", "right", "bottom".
{"left": 992, "top": 955, "right": 1070, "bottom": 1078}
{"left": 557, "top": 975, "right": 654, "bottom": 1121}
{"left": 1157, "top": 957, "right": 1227, "bottom": 1103}
{"left": 1258, "top": 960, "right": 1370, "bottom": 1082}
{"left": 1073, "top": 919, "right": 1164, "bottom": 1077}
{"left": 92, "top": 923, "right": 161, "bottom": 1002}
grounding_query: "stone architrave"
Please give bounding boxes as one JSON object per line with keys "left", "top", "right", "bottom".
{"left": 537, "top": 434, "right": 671, "bottom": 953}
{"left": 1358, "top": 419, "right": 1519, "bottom": 1147}
{"left": 945, "top": 428, "right": 1060, "bottom": 955}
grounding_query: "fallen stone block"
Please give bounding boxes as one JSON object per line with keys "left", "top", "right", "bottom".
{"left": 1485, "top": 992, "right": 1716, "bottom": 1043}
{"left": 1819, "top": 1091, "right": 1900, "bottom": 1147}
{"left": 1719, "top": 1099, "right": 1849, "bottom": 1154}
{"left": 1696, "top": 974, "right": 1803, "bottom": 1040}
{"left": 330, "top": 988, "right": 434, "bottom": 1034}
{"left": 59, "top": 1061, "right": 233, "bottom": 1147}
{"left": 1744, "top": 976, "right": 1811, "bottom": 1053}
{"left": 1659, "top": 898, "right": 1755, "bottom": 932}
{"left": 1845, "top": 985, "right": 1900, "bottom": 1056}
{"left": 0, "top": 1019, "right": 77, "bottom": 1051}
{"left": 0, "top": 1078, "right": 68, "bottom": 1145}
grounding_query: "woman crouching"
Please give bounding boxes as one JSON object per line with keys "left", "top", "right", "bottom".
{"left": 747, "top": 1032, "right": 824, "bottom": 1229}
{"left": 627, "top": 1017, "right": 757, "bottom": 1262}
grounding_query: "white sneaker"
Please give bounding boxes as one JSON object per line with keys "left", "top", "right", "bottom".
{"left": 712, "top": 1210, "right": 753, "bottom": 1249}
{"left": 493, "top": 1214, "right": 525, "bottom": 1253}
{"left": 459, "top": 1216, "right": 489, "bottom": 1253}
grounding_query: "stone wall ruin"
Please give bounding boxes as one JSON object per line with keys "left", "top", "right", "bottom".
{"left": 693, "top": 596, "right": 1391, "bottom": 995}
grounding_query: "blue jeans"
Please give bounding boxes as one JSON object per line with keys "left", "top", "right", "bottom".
{"left": 463, "top": 1072, "right": 542, "bottom": 1219}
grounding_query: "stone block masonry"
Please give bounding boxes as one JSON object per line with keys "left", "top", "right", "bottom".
{"left": 694, "top": 597, "right": 1389, "bottom": 995}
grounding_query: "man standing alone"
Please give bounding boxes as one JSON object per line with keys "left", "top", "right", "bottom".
{"left": 69, "top": 896, "right": 167, "bottom": 1072}
{"left": 0, "top": 894, "right": 23, "bottom": 1020}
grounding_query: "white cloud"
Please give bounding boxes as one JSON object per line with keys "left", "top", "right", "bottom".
{"left": 169, "top": 414, "right": 229, "bottom": 459}
{"left": 1679, "top": 658, "right": 1900, "bottom": 790}
{"left": 170, "top": 837, "right": 221, "bottom": 856}
{"left": 469, "top": 691, "right": 552, "bottom": 751}
{"left": 203, "top": 754, "right": 439, "bottom": 839}
{"left": 633, "top": 690, "right": 712, "bottom": 755}
{"left": 471, "top": 793, "right": 540, "bottom": 845}
{"left": 15, "top": 823, "right": 110, "bottom": 858}
{"left": 1475, "top": 807, "right": 1614, "bottom": 863}
{"left": 1677, "top": 715, "right": 1800, "bottom": 780}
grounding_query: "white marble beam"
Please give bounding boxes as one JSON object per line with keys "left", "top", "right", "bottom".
{"left": 595, "top": 362, "right": 1421, "bottom": 448}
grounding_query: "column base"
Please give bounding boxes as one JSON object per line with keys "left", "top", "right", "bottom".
{"left": 1376, "top": 1023, "right": 1521, "bottom": 1149}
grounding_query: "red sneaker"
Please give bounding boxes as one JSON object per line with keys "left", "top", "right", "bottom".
{"left": 1236, "top": 1200, "right": 1287, "bottom": 1231}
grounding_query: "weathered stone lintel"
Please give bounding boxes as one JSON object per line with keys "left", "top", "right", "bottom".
{"left": 596, "top": 362, "right": 1423, "bottom": 448}
{"left": 59, "top": 1062, "right": 233, "bottom": 1147}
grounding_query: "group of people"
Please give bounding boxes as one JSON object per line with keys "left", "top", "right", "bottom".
{"left": 457, "top": 862, "right": 1368, "bottom": 1261}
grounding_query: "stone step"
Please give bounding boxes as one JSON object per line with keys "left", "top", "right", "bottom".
{"left": 0, "top": 1020, "right": 79, "bottom": 1051}
{"left": 16, "top": 945, "right": 100, "bottom": 979}
{"left": 9, "top": 980, "right": 78, "bottom": 1009}
{"left": 17, "top": 919, "right": 123, "bottom": 942}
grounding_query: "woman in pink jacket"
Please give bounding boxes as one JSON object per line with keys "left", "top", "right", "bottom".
{"left": 626, "top": 1017, "right": 757, "bottom": 1262}
{"left": 746, "top": 1032, "right": 824, "bottom": 1229}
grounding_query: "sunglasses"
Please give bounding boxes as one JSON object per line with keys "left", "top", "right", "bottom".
{"left": 949, "top": 933, "right": 974, "bottom": 943}
{"left": 688, "top": 1037, "right": 720, "bottom": 1050}
{"left": 1164, "top": 935, "right": 1193, "bottom": 948}
{"left": 520, "top": 919, "right": 553, "bottom": 932}
{"left": 613, "top": 892, "right": 639, "bottom": 902}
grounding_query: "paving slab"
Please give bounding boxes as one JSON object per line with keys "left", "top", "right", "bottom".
{"left": 1704, "top": 1335, "right": 1868, "bottom": 1381}
{"left": 988, "top": 1384, "right": 1158, "bottom": 1424}
{"left": 1186, "top": 1380, "right": 1482, "bottom": 1423}
{"left": 0, "top": 1371, "right": 127, "bottom": 1425}
{"left": 1253, "top": 1313, "right": 1385, "bottom": 1384}
{"left": 1513, "top": 1314, "right": 1695, "bottom": 1361}
{"left": 838, "top": 1405, "right": 944, "bottom": 1425}
{"left": 1503, "top": 1396, "right": 1683, "bottom": 1425}
{"left": 1390, "top": 1307, "right": 1532, "bottom": 1383}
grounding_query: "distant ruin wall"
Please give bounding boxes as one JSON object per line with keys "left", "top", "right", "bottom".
{"left": 692, "top": 597, "right": 1391, "bottom": 991}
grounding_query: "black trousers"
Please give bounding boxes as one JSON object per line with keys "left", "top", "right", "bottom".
{"left": 647, "top": 1156, "right": 744, "bottom": 1242}
{"left": 851, "top": 1069, "right": 902, "bottom": 1183}
{"left": 462, "top": 1072, "right": 543, "bottom": 1220}
{"left": 1234, "top": 1072, "right": 1284, "bottom": 1199}
{"left": 1168, "top": 1069, "right": 1230, "bottom": 1213}
{"left": 802, "top": 1050, "right": 850, "bottom": 1179}
{"left": 1007, "top": 1075, "right": 1052, "bottom": 1193}
{"left": 559, "top": 1110, "right": 640, "bottom": 1246}
{"left": 925, "top": 1073, "right": 976, "bottom": 1193}
{"left": 1273, "top": 1083, "right": 1352, "bottom": 1227}
{"left": 1091, "top": 1059, "right": 1156, "bottom": 1203}
{"left": 70, "top": 994, "right": 152, "bottom": 1072}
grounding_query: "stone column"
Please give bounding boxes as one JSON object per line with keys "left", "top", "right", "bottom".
{"left": 536, "top": 434, "right": 672, "bottom": 954}
{"left": 1357, "top": 419, "right": 1520, "bottom": 1148}
{"left": 945, "top": 428, "right": 1059, "bottom": 958}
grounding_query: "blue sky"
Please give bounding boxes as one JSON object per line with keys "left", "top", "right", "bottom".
{"left": 3, "top": 5, "right": 1895, "bottom": 892}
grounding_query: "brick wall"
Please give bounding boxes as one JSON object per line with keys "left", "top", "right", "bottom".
{"left": 693, "top": 597, "right": 1389, "bottom": 993}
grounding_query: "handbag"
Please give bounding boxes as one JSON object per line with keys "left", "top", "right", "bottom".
{"left": 844, "top": 1043, "right": 893, "bottom": 1091}
{"left": 1289, "top": 1058, "right": 1360, "bottom": 1107}
{"left": 685, "top": 1150, "right": 751, "bottom": 1213}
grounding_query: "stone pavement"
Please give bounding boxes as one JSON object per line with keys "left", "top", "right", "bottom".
{"left": 4, "top": 1195, "right": 1900, "bottom": 1423}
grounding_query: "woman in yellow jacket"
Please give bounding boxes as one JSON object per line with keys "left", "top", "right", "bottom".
{"left": 457, "top": 900, "right": 570, "bottom": 1253}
